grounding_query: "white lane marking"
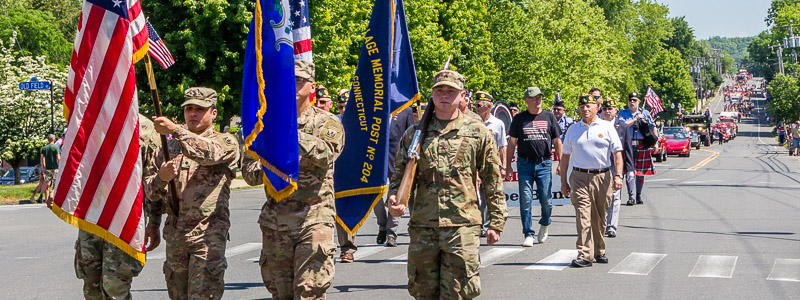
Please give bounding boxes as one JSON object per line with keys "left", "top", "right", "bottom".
{"left": 608, "top": 253, "right": 667, "bottom": 276}
{"left": 480, "top": 248, "right": 525, "bottom": 268}
{"left": 688, "top": 255, "right": 738, "bottom": 278}
{"left": 655, "top": 164, "right": 672, "bottom": 167}
{"left": 148, "top": 242, "right": 261, "bottom": 261}
{"left": 767, "top": 259, "right": 800, "bottom": 282}
{"left": 670, "top": 169, "right": 697, "bottom": 171}
{"left": 646, "top": 179, "right": 675, "bottom": 183}
{"left": 683, "top": 180, "right": 723, "bottom": 184}
{"left": 333, "top": 244, "right": 389, "bottom": 262}
{"left": 524, "top": 249, "right": 578, "bottom": 271}
{"left": 385, "top": 253, "right": 408, "bottom": 265}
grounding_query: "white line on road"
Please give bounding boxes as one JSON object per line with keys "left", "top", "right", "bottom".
{"left": 480, "top": 248, "right": 524, "bottom": 268}
{"left": 524, "top": 249, "right": 578, "bottom": 271}
{"left": 608, "top": 253, "right": 667, "bottom": 276}
{"left": 683, "top": 180, "right": 723, "bottom": 184}
{"left": 646, "top": 179, "right": 675, "bottom": 183}
{"left": 148, "top": 242, "right": 261, "bottom": 260}
{"left": 767, "top": 259, "right": 800, "bottom": 282}
{"left": 688, "top": 255, "right": 738, "bottom": 278}
{"left": 384, "top": 253, "right": 408, "bottom": 265}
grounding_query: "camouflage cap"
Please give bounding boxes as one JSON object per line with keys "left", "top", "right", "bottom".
{"left": 295, "top": 60, "right": 315, "bottom": 82}
{"left": 474, "top": 91, "right": 494, "bottom": 103}
{"left": 432, "top": 70, "right": 465, "bottom": 90}
{"left": 182, "top": 87, "right": 218, "bottom": 107}
{"left": 316, "top": 85, "right": 331, "bottom": 99}
{"left": 524, "top": 87, "right": 543, "bottom": 99}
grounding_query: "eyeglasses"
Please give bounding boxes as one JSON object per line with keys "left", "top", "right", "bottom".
{"left": 475, "top": 102, "right": 491, "bottom": 108}
{"left": 317, "top": 99, "right": 330, "bottom": 105}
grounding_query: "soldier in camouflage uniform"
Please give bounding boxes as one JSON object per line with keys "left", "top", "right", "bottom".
{"left": 242, "top": 60, "right": 344, "bottom": 300}
{"left": 388, "top": 70, "right": 507, "bottom": 299}
{"left": 144, "top": 87, "right": 240, "bottom": 300}
{"left": 72, "top": 114, "right": 161, "bottom": 300}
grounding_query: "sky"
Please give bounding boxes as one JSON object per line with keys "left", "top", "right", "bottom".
{"left": 655, "top": 0, "right": 772, "bottom": 39}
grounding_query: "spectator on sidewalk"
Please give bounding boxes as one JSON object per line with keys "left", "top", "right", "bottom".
{"left": 40, "top": 134, "right": 61, "bottom": 202}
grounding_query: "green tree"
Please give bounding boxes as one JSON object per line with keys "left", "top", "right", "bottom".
{"left": 648, "top": 48, "right": 695, "bottom": 120}
{"left": 0, "top": 7, "right": 72, "bottom": 65}
{"left": 766, "top": 73, "right": 800, "bottom": 122}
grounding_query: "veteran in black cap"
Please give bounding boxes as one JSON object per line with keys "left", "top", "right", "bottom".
{"left": 600, "top": 98, "right": 633, "bottom": 238}
{"left": 315, "top": 85, "right": 333, "bottom": 112}
{"left": 617, "top": 91, "right": 657, "bottom": 205}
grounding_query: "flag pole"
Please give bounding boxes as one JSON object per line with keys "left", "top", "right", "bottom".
{"left": 144, "top": 54, "right": 180, "bottom": 215}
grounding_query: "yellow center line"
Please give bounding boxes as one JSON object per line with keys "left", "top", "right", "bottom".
{"left": 688, "top": 149, "right": 720, "bottom": 170}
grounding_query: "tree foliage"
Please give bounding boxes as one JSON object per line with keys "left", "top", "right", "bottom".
{"left": 766, "top": 73, "right": 800, "bottom": 122}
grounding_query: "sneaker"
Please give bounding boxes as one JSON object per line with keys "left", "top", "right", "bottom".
{"left": 385, "top": 236, "right": 397, "bottom": 247}
{"left": 522, "top": 236, "right": 535, "bottom": 247}
{"left": 594, "top": 254, "right": 609, "bottom": 264}
{"left": 606, "top": 230, "right": 617, "bottom": 238}
{"left": 636, "top": 196, "right": 644, "bottom": 205}
{"left": 626, "top": 199, "right": 635, "bottom": 206}
{"left": 571, "top": 258, "right": 592, "bottom": 268}
{"left": 538, "top": 225, "right": 549, "bottom": 243}
{"left": 376, "top": 230, "right": 387, "bottom": 244}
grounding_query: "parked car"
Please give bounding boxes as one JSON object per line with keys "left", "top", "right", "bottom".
{"left": 665, "top": 132, "right": 691, "bottom": 157}
{"left": 689, "top": 132, "right": 701, "bottom": 150}
{"left": 0, "top": 167, "right": 39, "bottom": 185}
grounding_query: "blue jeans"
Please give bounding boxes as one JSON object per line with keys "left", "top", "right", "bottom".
{"left": 517, "top": 157, "right": 552, "bottom": 237}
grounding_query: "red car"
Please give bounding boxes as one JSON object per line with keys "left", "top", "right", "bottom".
{"left": 665, "top": 132, "right": 691, "bottom": 157}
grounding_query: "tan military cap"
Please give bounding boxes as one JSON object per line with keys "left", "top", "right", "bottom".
{"left": 295, "top": 60, "right": 315, "bottom": 82}
{"left": 182, "top": 87, "right": 218, "bottom": 107}
{"left": 432, "top": 70, "right": 465, "bottom": 90}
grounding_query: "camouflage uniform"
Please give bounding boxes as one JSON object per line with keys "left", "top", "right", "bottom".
{"left": 242, "top": 60, "right": 345, "bottom": 300}
{"left": 144, "top": 88, "right": 240, "bottom": 300}
{"left": 389, "top": 70, "right": 507, "bottom": 299}
{"left": 74, "top": 114, "right": 161, "bottom": 300}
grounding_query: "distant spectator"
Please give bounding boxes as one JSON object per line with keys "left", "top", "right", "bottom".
{"left": 40, "top": 134, "right": 61, "bottom": 202}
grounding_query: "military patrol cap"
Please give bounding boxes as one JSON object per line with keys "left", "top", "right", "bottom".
{"left": 295, "top": 60, "right": 315, "bottom": 82}
{"left": 432, "top": 70, "right": 465, "bottom": 90}
{"left": 316, "top": 85, "right": 331, "bottom": 99}
{"left": 182, "top": 87, "right": 218, "bottom": 108}
{"left": 578, "top": 93, "right": 599, "bottom": 105}
{"left": 602, "top": 98, "right": 617, "bottom": 108}
{"left": 524, "top": 87, "right": 543, "bottom": 99}
{"left": 474, "top": 91, "right": 494, "bottom": 103}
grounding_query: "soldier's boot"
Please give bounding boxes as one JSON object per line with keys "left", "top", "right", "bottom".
{"left": 80, "top": 275, "right": 106, "bottom": 300}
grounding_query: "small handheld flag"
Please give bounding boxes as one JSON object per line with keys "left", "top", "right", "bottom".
{"left": 145, "top": 21, "right": 175, "bottom": 69}
{"left": 645, "top": 87, "right": 664, "bottom": 115}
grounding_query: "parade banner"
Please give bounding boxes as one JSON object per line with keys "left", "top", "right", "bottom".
{"left": 53, "top": 0, "right": 150, "bottom": 265}
{"left": 334, "top": 0, "right": 420, "bottom": 234}
{"left": 242, "top": 0, "right": 300, "bottom": 201}
{"left": 503, "top": 152, "right": 572, "bottom": 207}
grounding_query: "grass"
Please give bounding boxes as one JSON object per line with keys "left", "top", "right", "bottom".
{"left": 0, "top": 183, "right": 38, "bottom": 203}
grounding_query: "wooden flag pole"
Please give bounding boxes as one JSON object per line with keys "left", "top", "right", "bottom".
{"left": 144, "top": 54, "right": 180, "bottom": 215}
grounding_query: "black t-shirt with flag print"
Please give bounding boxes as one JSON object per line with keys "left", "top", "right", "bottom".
{"left": 509, "top": 110, "right": 561, "bottom": 161}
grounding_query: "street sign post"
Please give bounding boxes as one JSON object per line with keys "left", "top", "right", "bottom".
{"left": 18, "top": 77, "right": 55, "bottom": 134}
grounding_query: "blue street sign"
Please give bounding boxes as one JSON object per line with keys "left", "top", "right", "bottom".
{"left": 18, "top": 77, "right": 51, "bottom": 91}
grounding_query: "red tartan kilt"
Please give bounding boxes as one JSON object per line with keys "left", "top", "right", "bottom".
{"left": 633, "top": 143, "right": 656, "bottom": 176}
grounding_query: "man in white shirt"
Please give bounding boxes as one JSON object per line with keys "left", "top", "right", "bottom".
{"left": 475, "top": 91, "right": 507, "bottom": 236}
{"left": 559, "top": 93, "right": 623, "bottom": 268}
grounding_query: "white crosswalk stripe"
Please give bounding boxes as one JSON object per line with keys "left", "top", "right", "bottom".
{"left": 608, "top": 252, "right": 667, "bottom": 276}
{"left": 334, "top": 244, "right": 387, "bottom": 262}
{"left": 147, "top": 242, "right": 261, "bottom": 260}
{"left": 524, "top": 249, "right": 578, "bottom": 271}
{"left": 688, "top": 255, "right": 738, "bottom": 278}
{"left": 385, "top": 253, "right": 408, "bottom": 265}
{"left": 480, "top": 248, "right": 524, "bottom": 268}
{"left": 767, "top": 259, "right": 800, "bottom": 282}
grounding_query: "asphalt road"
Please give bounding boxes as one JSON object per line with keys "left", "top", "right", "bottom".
{"left": 2, "top": 78, "right": 799, "bottom": 299}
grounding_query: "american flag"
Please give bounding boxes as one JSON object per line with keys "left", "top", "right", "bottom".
{"left": 291, "top": 0, "right": 312, "bottom": 62}
{"left": 55, "top": 0, "right": 149, "bottom": 264}
{"left": 645, "top": 87, "right": 664, "bottom": 116}
{"left": 146, "top": 21, "right": 174, "bottom": 69}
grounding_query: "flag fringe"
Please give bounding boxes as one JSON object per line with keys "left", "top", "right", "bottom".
{"left": 334, "top": 185, "right": 387, "bottom": 236}
{"left": 51, "top": 204, "right": 146, "bottom": 266}
{"left": 391, "top": 93, "right": 419, "bottom": 117}
{"left": 132, "top": 40, "right": 149, "bottom": 64}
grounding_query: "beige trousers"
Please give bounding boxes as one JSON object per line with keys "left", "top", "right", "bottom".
{"left": 569, "top": 171, "right": 613, "bottom": 261}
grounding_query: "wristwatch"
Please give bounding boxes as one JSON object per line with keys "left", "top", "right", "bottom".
{"left": 615, "top": 174, "right": 623, "bottom": 179}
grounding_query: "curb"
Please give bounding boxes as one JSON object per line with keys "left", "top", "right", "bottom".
{"left": 0, "top": 199, "right": 40, "bottom": 206}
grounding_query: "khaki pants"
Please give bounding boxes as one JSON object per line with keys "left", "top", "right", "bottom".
{"left": 407, "top": 226, "right": 481, "bottom": 300}
{"left": 335, "top": 222, "right": 357, "bottom": 254}
{"left": 569, "top": 171, "right": 613, "bottom": 261}
{"left": 259, "top": 223, "right": 336, "bottom": 300}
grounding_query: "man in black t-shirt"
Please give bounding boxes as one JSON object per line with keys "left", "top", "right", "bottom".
{"left": 505, "top": 87, "right": 562, "bottom": 247}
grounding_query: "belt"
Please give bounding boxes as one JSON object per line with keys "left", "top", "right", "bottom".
{"left": 519, "top": 156, "right": 549, "bottom": 163}
{"left": 573, "top": 167, "right": 610, "bottom": 174}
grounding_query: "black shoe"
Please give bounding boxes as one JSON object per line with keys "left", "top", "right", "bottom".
{"left": 376, "top": 230, "right": 387, "bottom": 244}
{"left": 636, "top": 197, "right": 644, "bottom": 205}
{"left": 385, "top": 236, "right": 397, "bottom": 247}
{"left": 626, "top": 199, "right": 635, "bottom": 206}
{"left": 571, "top": 259, "right": 593, "bottom": 268}
{"left": 606, "top": 231, "right": 616, "bottom": 238}
{"left": 594, "top": 254, "right": 609, "bottom": 264}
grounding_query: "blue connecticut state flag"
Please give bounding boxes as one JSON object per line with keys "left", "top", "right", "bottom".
{"left": 334, "top": 0, "right": 420, "bottom": 234}
{"left": 241, "top": 0, "right": 299, "bottom": 201}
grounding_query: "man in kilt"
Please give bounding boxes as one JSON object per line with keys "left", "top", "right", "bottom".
{"left": 617, "top": 92, "right": 657, "bottom": 206}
